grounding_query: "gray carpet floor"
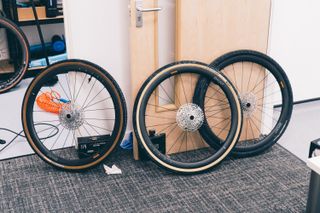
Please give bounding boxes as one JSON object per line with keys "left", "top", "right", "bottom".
{"left": 0, "top": 145, "right": 310, "bottom": 212}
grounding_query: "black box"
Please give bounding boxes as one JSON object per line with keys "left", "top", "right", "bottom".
{"left": 139, "top": 130, "right": 166, "bottom": 161}
{"left": 309, "top": 138, "right": 320, "bottom": 158}
{"left": 45, "top": 0, "right": 63, "bottom": 17}
{"left": 77, "top": 134, "right": 112, "bottom": 159}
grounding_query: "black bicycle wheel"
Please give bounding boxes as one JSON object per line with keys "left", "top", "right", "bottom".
{"left": 0, "top": 17, "right": 29, "bottom": 93}
{"left": 194, "top": 50, "right": 293, "bottom": 157}
{"left": 22, "top": 60, "right": 127, "bottom": 171}
{"left": 133, "top": 61, "right": 242, "bottom": 174}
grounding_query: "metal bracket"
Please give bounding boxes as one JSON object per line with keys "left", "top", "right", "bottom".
{"left": 136, "top": 0, "right": 162, "bottom": 28}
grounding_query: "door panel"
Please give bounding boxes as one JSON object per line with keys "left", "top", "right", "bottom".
{"left": 176, "top": 0, "right": 271, "bottom": 141}
{"left": 176, "top": 0, "right": 271, "bottom": 61}
{"left": 130, "top": 0, "right": 159, "bottom": 159}
{"left": 130, "top": 0, "right": 271, "bottom": 159}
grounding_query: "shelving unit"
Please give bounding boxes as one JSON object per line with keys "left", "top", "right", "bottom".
{"left": 1, "top": 0, "right": 64, "bottom": 78}
{"left": 16, "top": 6, "right": 63, "bottom": 26}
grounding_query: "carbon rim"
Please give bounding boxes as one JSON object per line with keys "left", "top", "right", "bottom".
{"left": 194, "top": 52, "right": 292, "bottom": 154}
{"left": 22, "top": 60, "right": 126, "bottom": 169}
{"left": 134, "top": 62, "right": 242, "bottom": 173}
{"left": 0, "top": 18, "right": 29, "bottom": 93}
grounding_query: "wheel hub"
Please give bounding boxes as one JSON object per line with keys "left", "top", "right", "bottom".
{"left": 59, "top": 104, "right": 84, "bottom": 130}
{"left": 176, "top": 103, "right": 204, "bottom": 132}
{"left": 240, "top": 92, "right": 257, "bottom": 118}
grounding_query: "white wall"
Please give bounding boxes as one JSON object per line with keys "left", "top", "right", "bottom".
{"left": 43, "top": 0, "right": 320, "bottom": 105}
{"left": 0, "top": 80, "right": 35, "bottom": 160}
{"left": 268, "top": 0, "right": 320, "bottom": 160}
{"left": 63, "top": 0, "right": 132, "bottom": 130}
{"left": 1, "top": 0, "right": 319, "bottom": 161}
{"left": 269, "top": 0, "right": 320, "bottom": 102}
{"left": 158, "top": 0, "right": 175, "bottom": 67}
{"left": 0, "top": 5, "right": 65, "bottom": 160}
{"left": 0, "top": 0, "right": 173, "bottom": 160}
{"left": 62, "top": 0, "right": 320, "bottom": 162}
{"left": 63, "top": 0, "right": 176, "bottom": 132}
{"left": 278, "top": 101, "right": 320, "bottom": 162}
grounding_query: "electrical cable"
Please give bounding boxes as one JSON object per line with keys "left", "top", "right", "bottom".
{"left": 0, "top": 123, "right": 59, "bottom": 153}
{"left": 0, "top": 1, "right": 61, "bottom": 154}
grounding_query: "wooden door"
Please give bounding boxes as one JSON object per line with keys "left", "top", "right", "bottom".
{"left": 176, "top": 0, "right": 271, "bottom": 142}
{"left": 176, "top": 0, "right": 271, "bottom": 61}
{"left": 130, "top": 0, "right": 160, "bottom": 159}
{"left": 130, "top": 0, "right": 271, "bottom": 159}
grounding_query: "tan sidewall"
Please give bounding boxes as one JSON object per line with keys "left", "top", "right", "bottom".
{"left": 135, "top": 63, "right": 242, "bottom": 173}
{"left": 0, "top": 18, "right": 29, "bottom": 93}
{"left": 22, "top": 61, "right": 124, "bottom": 170}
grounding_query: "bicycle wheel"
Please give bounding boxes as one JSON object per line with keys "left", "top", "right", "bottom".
{"left": 0, "top": 16, "right": 29, "bottom": 93}
{"left": 133, "top": 61, "right": 242, "bottom": 174}
{"left": 22, "top": 60, "right": 127, "bottom": 171}
{"left": 194, "top": 50, "right": 293, "bottom": 157}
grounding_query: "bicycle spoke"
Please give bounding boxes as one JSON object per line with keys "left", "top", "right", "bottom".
{"left": 65, "top": 73, "right": 73, "bottom": 101}
{"left": 178, "top": 74, "right": 189, "bottom": 103}
{"left": 147, "top": 121, "right": 177, "bottom": 128}
{"left": 167, "top": 131, "right": 185, "bottom": 154}
{"left": 84, "top": 121, "right": 113, "bottom": 132}
{"left": 50, "top": 127, "right": 65, "bottom": 150}
{"left": 62, "top": 130, "right": 71, "bottom": 148}
{"left": 74, "top": 74, "right": 87, "bottom": 103}
{"left": 83, "top": 97, "right": 111, "bottom": 110}
{"left": 82, "top": 86, "right": 107, "bottom": 110}
{"left": 81, "top": 79, "right": 98, "bottom": 108}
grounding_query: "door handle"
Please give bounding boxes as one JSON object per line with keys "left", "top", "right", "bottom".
{"left": 136, "top": 0, "right": 162, "bottom": 28}
{"left": 136, "top": 7, "right": 162, "bottom": 13}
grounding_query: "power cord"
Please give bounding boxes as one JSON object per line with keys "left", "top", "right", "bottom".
{"left": 0, "top": 124, "right": 59, "bottom": 153}
{"left": 0, "top": 128, "right": 26, "bottom": 152}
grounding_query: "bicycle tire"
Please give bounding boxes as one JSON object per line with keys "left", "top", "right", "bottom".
{"left": 0, "top": 16, "right": 29, "bottom": 93}
{"left": 133, "top": 61, "right": 242, "bottom": 174}
{"left": 194, "top": 50, "right": 293, "bottom": 157}
{"left": 22, "top": 59, "right": 127, "bottom": 171}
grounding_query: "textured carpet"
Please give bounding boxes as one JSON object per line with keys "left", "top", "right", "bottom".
{"left": 0, "top": 145, "right": 310, "bottom": 212}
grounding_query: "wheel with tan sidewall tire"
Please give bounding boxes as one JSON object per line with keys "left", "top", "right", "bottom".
{"left": 133, "top": 61, "right": 242, "bottom": 174}
{"left": 22, "top": 60, "right": 127, "bottom": 171}
{"left": 0, "top": 17, "right": 29, "bottom": 93}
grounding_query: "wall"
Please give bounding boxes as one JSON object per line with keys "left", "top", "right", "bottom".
{"left": 269, "top": 0, "right": 320, "bottom": 102}
{"left": 63, "top": 0, "right": 132, "bottom": 131}
{"left": 0, "top": 3, "right": 65, "bottom": 160}
{"left": 278, "top": 101, "right": 320, "bottom": 162}
{"left": 62, "top": 0, "right": 319, "bottom": 161}
{"left": 63, "top": 0, "right": 175, "bottom": 132}
{"left": 158, "top": 0, "right": 175, "bottom": 67}
{"left": 268, "top": 0, "right": 320, "bottom": 160}
{"left": 0, "top": 0, "right": 318, "bottom": 161}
